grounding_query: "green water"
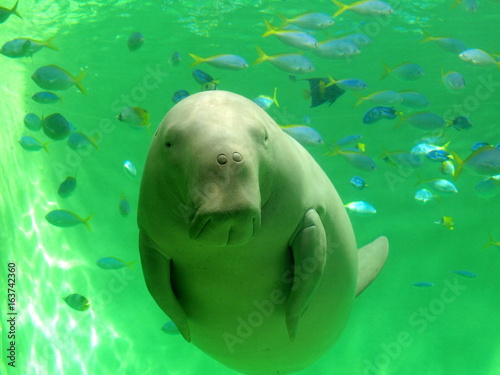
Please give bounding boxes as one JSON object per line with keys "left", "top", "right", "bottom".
{"left": 1, "top": 0, "right": 499, "bottom": 374}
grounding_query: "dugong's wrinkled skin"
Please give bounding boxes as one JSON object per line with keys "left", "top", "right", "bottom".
{"left": 138, "top": 91, "right": 388, "bottom": 375}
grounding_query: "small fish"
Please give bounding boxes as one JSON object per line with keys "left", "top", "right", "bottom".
{"left": 474, "top": 176, "right": 500, "bottom": 199}
{"left": 128, "top": 32, "right": 144, "bottom": 51}
{"left": 96, "top": 257, "right": 137, "bottom": 270}
{"left": 451, "top": 270, "right": 477, "bottom": 278}
{"left": 262, "top": 19, "right": 318, "bottom": 50}
{"left": 414, "top": 188, "right": 436, "bottom": 204}
{"left": 253, "top": 46, "right": 314, "bottom": 74}
{"left": 440, "top": 160, "right": 456, "bottom": 176}
{"left": 411, "top": 141, "right": 449, "bottom": 156}
{"left": 416, "top": 177, "right": 458, "bottom": 196}
{"left": 471, "top": 142, "right": 489, "bottom": 151}
{"left": 459, "top": 49, "right": 500, "bottom": 69}
{"left": 42, "top": 113, "right": 72, "bottom": 140}
{"left": 0, "top": 0, "right": 21, "bottom": 24}
{"left": 192, "top": 69, "right": 217, "bottom": 86}
{"left": 24, "top": 113, "right": 41, "bottom": 131}
{"left": 189, "top": 53, "right": 248, "bottom": 70}
{"left": 161, "top": 320, "right": 181, "bottom": 335}
{"left": 117, "top": 106, "right": 150, "bottom": 132}
{"left": 58, "top": 176, "right": 77, "bottom": 198}
{"left": 32, "top": 65, "right": 87, "bottom": 94}
{"left": 18, "top": 136, "right": 49, "bottom": 153}
{"left": 332, "top": 0, "right": 394, "bottom": 17}
{"left": 453, "top": 0, "right": 478, "bottom": 12}
{"left": 483, "top": 232, "right": 500, "bottom": 249}
{"left": 350, "top": 176, "right": 367, "bottom": 189}
{"left": 280, "top": 125, "right": 324, "bottom": 147}
{"left": 453, "top": 146, "right": 500, "bottom": 179}
{"left": 380, "top": 62, "right": 425, "bottom": 81}
{"left": 399, "top": 90, "right": 429, "bottom": 108}
{"left": 123, "top": 160, "right": 137, "bottom": 178}
{"left": 0, "top": 37, "right": 57, "bottom": 58}
{"left": 434, "top": 216, "right": 454, "bottom": 230}
{"left": 277, "top": 12, "right": 334, "bottom": 30}
{"left": 172, "top": 90, "right": 190, "bottom": 103}
{"left": 380, "top": 147, "right": 422, "bottom": 168}
{"left": 337, "top": 134, "right": 362, "bottom": 146}
{"left": 344, "top": 201, "right": 376, "bottom": 216}
{"left": 119, "top": 192, "right": 131, "bottom": 217}
{"left": 450, "top": 115, "right": 472, "bottom": 131}
{"left": 63, "top": 293, "right": 90, "bottom": 311}
{"left": 300, "top": 77, "right": 345, "bottom": 107}
{"left": 442, "top": 70, "right": 465, "bottom": 92}
{"left": 313, "top": 38, "right": 360, "bottom": 60}
{"left": 45, "top": 209, "right": 93, "bottom": 231}
{"left": 397, "top": 112, "right": 446, "bottom": 131}
{"left": 67, "top": 132, "right": 99, "bottom": 151}
{"left": 363, "top": 106, "right": 398, "bottom": 124}
{"left": 426, "top": 149, "right": 453, "bottom": 162}
{"left": 354, "top": 90, "right": 402, "bottom": 107}
{"left": 413, "top": 282, "right": 434, "bottom": 288}
{"left": 253, "top": 88, "right": 279, "bottom": 110}
{"left": 326, "top": 76, "right": 368, "bottom": 91}
{"left": 169, "top": 51, "right": 181, "bottom": 66}
{"left": 419, "top": 31, "right": 467, "bottom": 54}
{"left": 328, "top": 143, "right": 377, "bottom": 172}
{"left": 32, "top": 91, "right": 62, "bottom": 104}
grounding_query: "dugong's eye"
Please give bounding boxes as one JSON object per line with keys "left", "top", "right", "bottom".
{"left": 165, "top": 141, "right": 172, "bottom": 148}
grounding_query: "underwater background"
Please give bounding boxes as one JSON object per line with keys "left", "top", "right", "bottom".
{"left": 1, "top": 0, "right": 499, "bottom": 374}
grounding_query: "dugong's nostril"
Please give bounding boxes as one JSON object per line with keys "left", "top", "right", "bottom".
{"left": 232, "top": 152, "right": 243, "bottom": 162}
{"left": 217, "top": 154, "right": 227, "bottom": 165}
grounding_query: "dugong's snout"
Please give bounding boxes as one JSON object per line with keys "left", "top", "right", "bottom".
{"left": 188, "top": 206, "right": 261, "bottom": 246}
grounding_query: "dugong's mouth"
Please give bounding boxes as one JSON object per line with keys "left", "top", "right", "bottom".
{"left": 188, "top": 208, "right": 261, "bottom": 247}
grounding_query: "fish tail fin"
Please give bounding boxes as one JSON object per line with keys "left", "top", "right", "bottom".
{"left": 83, "top": 214, "right": 94, "bottom": 231}
{"left": 272, "top": 87, "right": 280, "bottom": 107}
{"left": 262, "top": 19, "right": 276, "bottom": 37}
{"left": 380, "top": 62, "right": 391, "bottom": 80}
{"left": 378, "top": 145, "right": 389, "bottom": 159}
{"left": 188, "top": 53, "right": 205, "bottom": 67}
{"left": 414, "top": 172, "right": 424, "bottom": 186}
{"left": 395, "top": 112, "right": 405, "bottom": 128}
{"left": 419, "top": 30, "right": 434, "bottom": 43}
{"left": 253, "top": 46, "right": 269, "bottom": 65}
{"left": 74, "top": 70, "right": 87, "bottom": 95}
{"left": 332, "top": 0, "right": 349, "bottom": 17}
{"left": 89, "top": 136, "right": 99, "bottom": 150}
{"left": 42, "top": 141, "right": 50, "bottom": 153}
{"left": 482, "top": 232, "right": 494, "bottom": 248}
{"left": 325, "top": 140, "right": 341, "bottom": 156}
{"left": 302, "top": 89, "right": 311, "bottom": 100}
{"left": 127, "top": 259, "right": 139, "bottom": 270}
{"left": 353, "top": 92, "right": 364, "bottom": 107}
{"left": 450, "top": 151, "right": 464, "bottom": 180}
{"left": 276, "top": 12, "right": 289, "bottom": 27}
{"left": 450, "top": 0, "right": 462, "bottom": 9}
{"left": 11, "top": 0, "right": 22, "bottom": 19}
{"left": 42, "top": 36, "right": 58, "bottom": 51}
{"left": 325, "top": 75, "right": 337, "bottom": 88}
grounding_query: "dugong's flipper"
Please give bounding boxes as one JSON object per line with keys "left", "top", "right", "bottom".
{"left": 139, "top": 229, "right": 191, "bottom": 341}
{"left": 286, "top": 209, "right": 327, "bottom": 341}
{"left": 356, "top": 236, "right": 389, "bottom": 297}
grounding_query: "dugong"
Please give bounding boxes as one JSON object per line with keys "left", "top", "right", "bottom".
{"left": 137, "top": 90, "right": 389, "bottom": 374}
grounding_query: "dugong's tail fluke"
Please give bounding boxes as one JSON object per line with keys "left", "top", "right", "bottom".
{"left": 356, "top": 236, "right": 389, "bottom": 297}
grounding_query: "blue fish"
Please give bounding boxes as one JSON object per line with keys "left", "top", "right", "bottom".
{"left": 413, "top": 282, "right": 434, "bottom": 288}
{"left": 190, "top": 53, "right": 249, "bottom": 70}
{"left": 32, "top": 91, "right": 62, "bottom": 104}
{"left": 471, "top": 142, "right": 489, "bottom": 151}
{"left": 451, "top": 116, "right": 472, "bottom": 131}
{"left": 18, "top": 136, "right": 49, "bottom": 153}
{"left": 58, "top": 177, "right": 77, "bottom": 198}
{"left": 67, "top": 132, "right": 99, "bottom": 150}
{"left": 414, "top": 188, "right": 436, "bottom": 204}
{"left": 42, "top": 113, "right": 72, "bottom": 140}
{"left": 452, "top": 270, "right": 477, "bottom": 278}
{"left": 24, "top": 113, "right": 41, "bottom": 131}
{"left": 254, "top": 47, "right": 314, "bottom": 74}
{"left": 123, "top": 160, "right": 137, "bottom": 178}
{"left": 280, "top": 125, "right": 324, "bottom": 147}
{"left": 0, "top": 37, "right": 57, "bottom": 58}
{"left": 350, "top": 176, "right": 367, "bottom": 189}
{"left": 172, "top": 90, "right": 190, "bottom": 103}
{"left": 128, "top": 32, "right": 144, "bottom": 51}
{"left": 161, "top": 321, "right": 180, "bottom": 335}
{"left": 32, "top": 65, "right": 87, "bottom": 94}
{"left": 169, "top": 51, "right": 181, "bottom": 66}
{"left": 399, "top": 90, "right": 429, "bottom": 108}
{"left": 337, "top": 134, "right": 362, "bottom": 146}
{"left": 426, "top": 149, "right": 452, "bottom": 162}
{"left": 192, "top": 69, "right": 216, "bottom": 85}
{"left": 63, "top": 293, "right": 90, "bottom": 311}
{"left": 363, "top": 106, "right": 398, "bottom": 124}
{"left": 119, "top": 193, "right": 131, "bottom": 217}
{"left": 45, "top": 210, "right": 93, "bottom": 231}
{"left": 0, "top": 0, "right": 22, "bottom": 24}
{"left": 96, "top": 257, "right": 137, "bottom": 270}
{"left": 344, "top": 201, "right": 376, "bottom": 216}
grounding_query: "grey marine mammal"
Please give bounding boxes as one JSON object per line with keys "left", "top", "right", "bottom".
{"left": 137, "top": 90, "right": 388, "bottom": 374}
